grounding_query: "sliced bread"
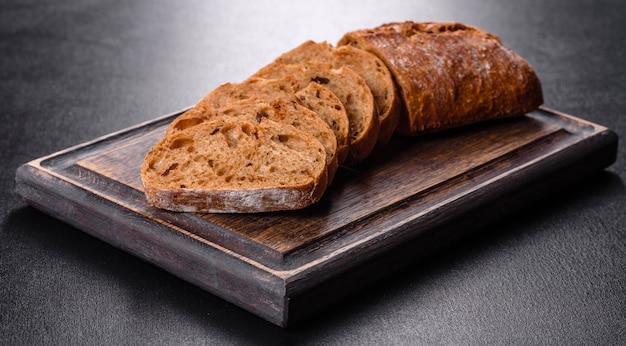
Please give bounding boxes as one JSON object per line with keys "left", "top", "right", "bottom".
{"left": 141, "top": 117, "right": 328, "bottom": 213}
{"left": 265, "top": 40, "right": 401, "bottom": 144}
{"left": 252, "top": 60, "right": 379, "bottom": 164}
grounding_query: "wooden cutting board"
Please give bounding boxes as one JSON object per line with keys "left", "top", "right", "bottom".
{"left": 15, "top": 107, "right": 617, "bottom": 326}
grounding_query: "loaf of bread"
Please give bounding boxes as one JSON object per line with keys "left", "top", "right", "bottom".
{"left": 258, "top": 40, "right": 401, "bottom": 144}
{"left": 252, "top": 60, "right": 379, "bottom": 164}
{"left": 338, "top": 21, "right": 543, "bottom": 136}
{"left": 141, "top": 117, "right": 328, "bottom": 213}
{"left": 141, "top": 21, "right": 544, "bottom": 213}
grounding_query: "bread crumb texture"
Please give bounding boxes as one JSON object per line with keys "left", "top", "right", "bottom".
{"left": 141, "top": 118, "right": 328, "bottom": 212}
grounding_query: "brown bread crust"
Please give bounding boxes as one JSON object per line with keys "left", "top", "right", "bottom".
{"left": 338, "top": 21, "right": 544, "bottom": 136}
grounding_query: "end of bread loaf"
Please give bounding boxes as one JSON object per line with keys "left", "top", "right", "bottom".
{"left": 338, "top": 21, "right": 544, "bottom": 136}
{"left": 141, "top": 118, "right": 328, "bottom": 213}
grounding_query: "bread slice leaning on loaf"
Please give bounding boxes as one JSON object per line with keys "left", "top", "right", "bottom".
{"left": 141, "top": 117, "right": 328, "bottom": 213}
{"left": 338, "top": 21, "right": 544, "bottom": 136}
{"left": 263, "top": 40, "right": 402, "bottom": 144}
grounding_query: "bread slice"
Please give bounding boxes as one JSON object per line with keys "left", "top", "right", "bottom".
{"left": 165, "top": 98, "right": 339, "bottom": 180}
{"left": 252, "top": 61, "right": 379, "bottom": 164}
{"left": 141, "top": 118, "right": 328, "bottom": 213}
{"left": 338, "top": 21, "right": 544, "bottom": 136}
{"left": 294, "top": 81, "right": 350, "bottom": 164}
{"left": 265, "top": 40, "right": 401, "bottom": 144}
{"left": 194, "top": 75, "right": 350, "bottom": 164}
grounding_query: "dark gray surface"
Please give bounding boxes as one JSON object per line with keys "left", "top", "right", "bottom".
{"left": 2, "top": 0, "right": 624, "bottom": 344}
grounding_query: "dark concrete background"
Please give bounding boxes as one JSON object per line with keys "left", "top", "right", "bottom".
{"left": 2, "top": 0, "right": 624, "bottom": 344}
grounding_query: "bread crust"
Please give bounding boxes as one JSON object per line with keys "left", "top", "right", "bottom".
{"left": 338, "top": 21, "right": 543, "bottom": 136}
{"left": 265, "top": 40, "right": 401, "bottom": 144}
{"left": 144, "top": 183, "right": 324, "bottom": 213}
